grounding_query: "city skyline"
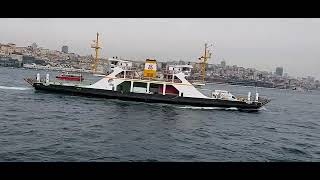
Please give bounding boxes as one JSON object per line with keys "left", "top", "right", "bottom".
{"left": 1, "top": 18, "right": 320, "bottom": 79}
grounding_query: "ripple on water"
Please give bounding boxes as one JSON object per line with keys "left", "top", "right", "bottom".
{"left": 281, "top": 146, "right": 310, "bottom": 157}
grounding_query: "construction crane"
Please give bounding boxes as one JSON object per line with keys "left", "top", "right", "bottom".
{"left": 91, "top": 32, "right": 101, "bottom": 73}
{"left": 198, "top": 43, "right": 213, "bottom": 82}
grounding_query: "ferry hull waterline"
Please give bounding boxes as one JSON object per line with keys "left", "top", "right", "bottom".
{"left": 31, "top": 82, "right": 270, "bottom": 111}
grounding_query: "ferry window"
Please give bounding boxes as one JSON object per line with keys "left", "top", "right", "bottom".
{"left": 150, "top": 83, "right": 160, "bottom": 94}
{"left": 116, "top": 71, "right": 124, "bottom": 78}
{"left": 164, "top": 85, "right": 179, "bottom": 95}
{"left": 117, "top": 81, "right": 131, "bottom": 93}
{"left": 132, "top": 82, "right": 147, "bottom": 93}
{"left": 133, "top": 82, "right": 147, "bottom": 88}
{"left": 232, "top": 96, "right": 235, "bottom": 99}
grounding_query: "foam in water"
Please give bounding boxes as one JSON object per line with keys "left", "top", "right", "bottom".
{"left": 178, "top": 106, "right": 239, "bottom": 111}
{"left": 259, "top": 107, "right": 267, "bottom": 111}
{"left": 0, "top": 85, "right": 31, "bottom": 91}
{"left": 225, "top": 107, "right": 239, "bottom": 111}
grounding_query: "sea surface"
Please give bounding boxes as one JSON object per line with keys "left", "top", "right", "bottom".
{"left": 0, "top": 67, "right": 319, "bottom": 161}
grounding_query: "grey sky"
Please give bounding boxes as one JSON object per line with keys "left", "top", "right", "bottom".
{"left": 1, "top": 18, "right": 319, "bottom": 79}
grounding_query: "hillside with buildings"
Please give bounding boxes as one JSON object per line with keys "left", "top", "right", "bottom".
{"left": 0, "top": 42, "right": 93, "bottom": 70}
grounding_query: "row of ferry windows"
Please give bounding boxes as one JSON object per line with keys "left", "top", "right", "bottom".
{"left": 115, "top": 71, "right": 182, "bottom": 83}
{"left": 116, "top": 81, "right": 180, "bottom": 95}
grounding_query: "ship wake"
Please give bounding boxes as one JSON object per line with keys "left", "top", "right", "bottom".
{"left": 178, "top": 106, "right": 267, "bottom": 112}
{"left": 0, "top": 85, "right": 32, "bottom": 91}
{"left": 178, "top": 106, "right": 239, "bottom": 111}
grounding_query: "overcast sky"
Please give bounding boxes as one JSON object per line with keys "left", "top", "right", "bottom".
{"left": 1, "top": 18, "right": 319, "bottom": 79}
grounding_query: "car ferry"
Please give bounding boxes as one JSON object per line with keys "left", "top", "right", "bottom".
{"left": 24, "top": 59, "right": 270, "bottom": 111}
{"left": 24, "top": 33, "right": 270, "bottom": 111}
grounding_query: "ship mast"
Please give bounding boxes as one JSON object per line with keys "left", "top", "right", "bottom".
{"left": 91, "top": 32, "right": 101, "bottom": 73}
{"left": 198, "top": 43, "right": 213, "bottom": 82}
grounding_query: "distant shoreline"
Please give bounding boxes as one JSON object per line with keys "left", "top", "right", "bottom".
{"left": 206, "top": 81, "right": 317, "bottom": 92}
{"left": 0, "top": 66, "right": 317, "bottom": 92}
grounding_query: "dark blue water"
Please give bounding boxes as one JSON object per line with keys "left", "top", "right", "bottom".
{"left": 0, "top": 67, "right": 319, "bottom": 161}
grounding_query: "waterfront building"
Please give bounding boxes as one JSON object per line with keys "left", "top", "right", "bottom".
{"left": 0, "top": 56, "right": 21, "bottom": 67}
{"left": 10, "top": 53, "right": 23, "bottom": 62}
{"left": 275, "top": 67, "right": 283, "bottom": 76}
{"left": 31, "top": 43, "right": 38, "bottom": 50}
{"left": 0, "top": 43, "right": 16, "bottom": 55}
{"left": 62, "top": 45, "right": 68, "bottom": 53}
{"left": 221, "top": 60, "right": 226, "bottom": 67}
